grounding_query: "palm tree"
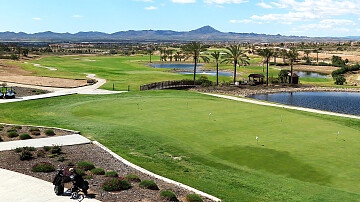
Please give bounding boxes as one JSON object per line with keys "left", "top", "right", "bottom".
{"left": 257, "top": 48, "right": 274, "bottom": 86}
{"left": 280, "top": 49, "right": 287, "bottom": 64}
{"left": 222, "top": 44, "right": 249, "bottom": 84}
{"left": 210, "top": 51, "right": 221, "bottom": 86}
{"left": 303, "top": 49, "right": 311, "bottom": 64}
{"left": 313, "top": 49, "right": 319, "bottom": 63}
{"left": 286, "top": 48, "right": 299, "bottom": 84}
{"left": 181, "top": 42, "right": 210, "bottom": 82}
{"left": 147, "top": 46, "right": 155, "bottom": 63}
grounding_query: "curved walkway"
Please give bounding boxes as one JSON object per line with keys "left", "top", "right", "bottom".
{"left": 0, "top": 74, "right": 125, "bottom": 104}
{"left": 202, "top": 92, "right": 360, "bottom": 120}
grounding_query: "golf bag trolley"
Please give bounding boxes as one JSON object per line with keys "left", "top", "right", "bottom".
{"left": 52, "top": 167, "right": 89, "bottom": 200}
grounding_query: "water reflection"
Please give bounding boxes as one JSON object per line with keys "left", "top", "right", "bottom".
{"left": 247, "top": 91, "right": 360, "bottom": 115}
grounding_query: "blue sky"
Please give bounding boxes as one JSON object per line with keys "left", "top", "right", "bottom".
{"left": 1, "top": 0, "right": 359, "bottom": 37}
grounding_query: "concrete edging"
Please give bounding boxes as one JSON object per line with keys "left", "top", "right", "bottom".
{"left": 93, "top": 141, "right": 222, "bottom": 202}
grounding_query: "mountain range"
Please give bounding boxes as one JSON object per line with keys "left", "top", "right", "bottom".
{"left": 0, "top": 26, "right": 358, "bottom": 43}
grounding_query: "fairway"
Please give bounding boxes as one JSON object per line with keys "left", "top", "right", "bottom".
{"left": 1, "top": 90, "right": 360, "bottom": 201}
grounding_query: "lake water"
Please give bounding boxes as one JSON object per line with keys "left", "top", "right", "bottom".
{"left": 149, "top": 63, "right": 232, "bottom": 77}
{"left": 295, "top": 71, "right": 330, "bottom": 78}
{"left": 247, "top": 91, "right": 360, "bottom": 116}
{"left": 149, "top": 63, "right": 201, "bottom": 69}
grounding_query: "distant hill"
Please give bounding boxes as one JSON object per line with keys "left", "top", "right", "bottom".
{"left": 0, "top": 26, "right": 354, "bottom": 43}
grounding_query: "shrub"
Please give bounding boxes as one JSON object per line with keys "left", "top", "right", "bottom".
{"left": 14, "top": 147, "right": 23, "bottom": 153}
{"left": 102, "top": 177, "right": 131, "bottom": 191}
{"left": 31, "top": 131, "right": 41, "bottom": 136}
{"left": 12, "top": 125, "right": 22, "bottom": 130}
{"left": 19, "top": 133, "right": 32, "bottom": 140}
{"left": 57, "top": 156, "right": 66, "bottom": 162}
{"left": 125, "top": 174, "right": 141, "bottom": 182}
{"left": 36, "top": 149, "right": 46, "bottom": 157}
{"left": 29, "top": 127, "right": 40, "bottom": 132}
{"left": 160, "top": 190, "right": 178, "bottom": 201}
{"left": 91, "top": 168, "right": 105, "bottom": 175}
{"left": 105, "top": 171, "right": 118, "bottom": 177}
{"left": 186, "top": 194, "right": 203, "bottom": 202}
{"left": 139, "top": 180, "right": 159, "bottom": 190}
{"left": 23, "top": 146, "right": 36, "bottom": 151}
{"left": 0, "top": 136, "right": 3, "bottom": 142}
{"left": 334, "top": 75, "right": 346, "bottom": 85}
{"left": 0, "top": 125, "right": 4, "bottom": 130}
{"left": 45, "top": 129, "right": 56, "bottom": 136}
{"left": 19, "top": 150, "right": 33, "bottom": 161}
{"left": 32, "top": 162, "right": 55, "bottom": 172}
{"left": 43, "top": 146, "right": 51, "bottom": 151}
{"left": 76, "top": 169, "right": 86, "bottom": 176}
{"left": 50, "top": 145, "right": 62, "bottom": 154}
{"left": 7, "top": 131, "right": 18, "bottom": 138}
{"left": 76, "top": 161, "right": 95, "bottom": 171}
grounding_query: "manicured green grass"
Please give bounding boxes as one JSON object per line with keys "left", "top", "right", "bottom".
{"left": 1, "top": 91, "right": 359, "bottom": 201}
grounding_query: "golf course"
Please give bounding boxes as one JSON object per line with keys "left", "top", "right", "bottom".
{"left": 1, "top": 55, "right": 360, "bottom": 201}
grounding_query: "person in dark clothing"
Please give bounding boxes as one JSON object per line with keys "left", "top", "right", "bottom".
{"left": 69, "top": 167, "right": 89, "bottom": 196}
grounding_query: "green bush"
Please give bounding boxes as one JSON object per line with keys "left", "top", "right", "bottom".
{"left": 57, "top": 156, "right": 66, "bottom": 162}
{"left": 29, "top": 127, "right": 40, "bottom": 132}
{"left": 139, "top": 180, "right": 159, "bottom": 190}
{"left": 43, "top": 146, "right": 51, "bottom": 151}
{"left": 105, "top": 171, "right": 118, "bottom": 177}
{"left": 334, "top": 75, "right": 346, "bottom": 85}
{"left": 125, "top": 174, "right": 141, "bottom": 182}
{"left": 91, "top": 168, "right": 105, "bottom": 175}
{"left": 45, "top": 129, "right": 56, "bottom": 136}
{"left": 31, "top": 131, "right": 41, "bottom": 136}
{"left": 76, "top": 169, "right": 86, "bottom": 176}
{"left": 12, "top": 125, "right": 22, "bottom": 130}
{"left": 102, "top": 177, "right": 131, "bottom": 191}
{"left": 36, "top": 149, "right": 46, "bottom": 157}
{"left": 50, "top": 145, "right": 62, "bottom": 154}
{"left": 186, "top": 194, "right": 203, "bottom": 202}
{"left": 19, "top": 150, "right": 33, "bottom": 161}
{"left": 7, "top": 131, "right": 18, "bottom": 138}
{"left": 160, "top": 190, "right": 178, "bottom": 201}
{"left": 32, "top": 162, "right": 55, "bottom": 172}
{"left": 19, "top": 133, "right": 32, "bottom": 140}
{"left": 0, "top": 125, "right": 4, "bottom": 130}
{"left": 76, "top": 161, "right": 95, "bottom": 171}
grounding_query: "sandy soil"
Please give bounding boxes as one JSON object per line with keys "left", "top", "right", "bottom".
{"left": 0, "top": 60, "right": 87, "bottom": 88}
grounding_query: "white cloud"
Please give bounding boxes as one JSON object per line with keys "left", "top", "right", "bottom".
{"left": 257, "top": 2, "right": 272, "bottom": 9}
{"left": 204, "top": 0, "right": 248, "bottom": 4}
{"left": 32, "top": 17, "right": 41, "bottom": 20}
{"left": 172, "top": 0, "right": 196, "bottom": 3}
{"left": 72, "top": 15, "right": 83, "bottom": 18}
{"left": 145, "top": 6, "right": 158, "bottom": 10}
{"left": 229, "top": 19, "right": 262, "bottom": 24}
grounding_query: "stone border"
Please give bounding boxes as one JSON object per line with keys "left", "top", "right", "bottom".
{"left": 93, "top": 141, "right": 222, "bottom": 202}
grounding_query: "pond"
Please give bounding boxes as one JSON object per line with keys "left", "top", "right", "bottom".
{"left": 295, "top": 71, "right": 330, "bottom": 78}
{"left": 247, "top": 91, "right": 360, "bottom": 116}
{"left": 149, "top": 63, "right": 233, "bottom": 77}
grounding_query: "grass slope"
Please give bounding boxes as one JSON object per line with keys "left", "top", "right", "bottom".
{"left": 1, "top": 91, "right": 359, "bottom": 201}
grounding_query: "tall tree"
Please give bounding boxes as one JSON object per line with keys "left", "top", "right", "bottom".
{"left": 257, "top": 48, "right": 274, "bottom": 86}
{"left": 147, "top": 46, "right": 155, "bottom": 63}
{"left": 210, "top": 51, "right": 221, "bottom": 86}
{"left": 303, "top": 49, "right": 311, "bottom": 64}
{"left": 222, "top": 44, "right": 249, "bottom": 84}
{"left": 181, "top": 42, "right": 210, "bottom": 82}
{"left": 313, "top": 49, "right": 319, "bottom": 63}
{"left": 286, "top": 48, "right": 299, "bottom": 84}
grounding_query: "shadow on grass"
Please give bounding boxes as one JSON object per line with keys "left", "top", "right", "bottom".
{"left": 211, "top": 146, "right": 331, "bottom": 185}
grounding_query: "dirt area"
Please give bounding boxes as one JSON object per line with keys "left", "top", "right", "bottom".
{"left": 293, "top": 65, "right": 339, "bottom": 74}
{"left": 0, "top": 60, "right": 87, "bottom": 88}
{"left": 0, "top": 124, "right": 215, "bottom": 202}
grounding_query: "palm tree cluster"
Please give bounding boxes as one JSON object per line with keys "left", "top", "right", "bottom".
{"left": 150, "top": 42, "right": 300, "bottom": 86}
